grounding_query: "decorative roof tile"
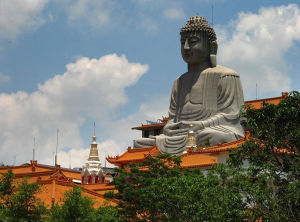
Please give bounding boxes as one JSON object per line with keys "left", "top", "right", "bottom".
{"left": 180, "top": 153, "right": 218, "bottom": 168}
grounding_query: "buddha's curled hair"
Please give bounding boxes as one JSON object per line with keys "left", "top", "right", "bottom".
{"left": 180, "top": 16, "right": 217, "bottom": 44}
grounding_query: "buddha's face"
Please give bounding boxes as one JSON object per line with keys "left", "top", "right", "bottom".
{"left": 181, "top": 32, "right": 210, "bottom": 65}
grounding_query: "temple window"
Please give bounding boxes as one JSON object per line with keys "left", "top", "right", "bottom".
{"left": 154, "top": 129, "right": 161, "bottom": 136}
{"left": 143, "top": 130, "right": 149, "bottom": 138}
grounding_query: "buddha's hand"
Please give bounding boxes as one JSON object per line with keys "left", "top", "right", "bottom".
{"left": 180, "top": 121, "right": 204, "bottom": 132}
{"left": 163, "top": 122, "right": 189, "bottom": 136}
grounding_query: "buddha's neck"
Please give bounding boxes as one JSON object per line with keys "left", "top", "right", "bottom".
{"left": 188, "top": 60, "right": 211, "bottom": 74}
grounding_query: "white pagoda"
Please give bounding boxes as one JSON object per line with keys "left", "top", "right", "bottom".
{"left": 81, "top": 133, "right": 104, "bottom": 184}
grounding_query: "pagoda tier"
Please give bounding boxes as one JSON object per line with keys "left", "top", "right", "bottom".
{"left": 81, "top": 134, "right": 104, "bottom": 184}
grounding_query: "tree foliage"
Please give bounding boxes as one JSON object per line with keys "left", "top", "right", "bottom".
{"left": 0, "top": 170, "right": 121, "bottom": 222}
{"left": 47, "top": 186, "right": 121, "bottom": 222}
{"left": 228, "top": 91, "right": 300, "bottom": 221}
{"left": 0, "top": 92, "right": 299, "bottom": 222}
{"left": 113, "top": 91, "right": 300, "bottom": 222}
{"left": 47, "top": 186, "right": 94, "bottom": 222}
{"left": 0, "top": 170, "right": 15, "bottom": 221}
{"left": 0, "top": 170, "right": 46, "bottom": 222}
{"left": 88, "top": 205, "right": 121, "bottom": 222}
{"left": 113, "top": 154, "right": 249, "bottom": 222}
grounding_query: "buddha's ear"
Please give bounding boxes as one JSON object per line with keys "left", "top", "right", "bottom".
{"left": 209, "top": 41, "right": 218, "bottom": 54}
{"left": 209, "top": 41, "right": 218, "bottom": 67}
{"left": 210, "top": 55, "right": 216, "bottom": 67}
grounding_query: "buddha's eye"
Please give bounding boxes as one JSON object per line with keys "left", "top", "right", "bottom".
{"left": 189, "top": 37, "right": 200, "bottom": 45}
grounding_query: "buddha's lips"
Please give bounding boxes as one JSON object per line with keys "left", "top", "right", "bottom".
{"left": 184, "top": 52, "right": 192, "bottom": 57}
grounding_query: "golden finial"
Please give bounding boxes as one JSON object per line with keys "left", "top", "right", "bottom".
{"left": 185, "top": 123, "right": 197, "bottom": 152}
{"left": 92, "top": 122, "right": 97, "bottom": 142}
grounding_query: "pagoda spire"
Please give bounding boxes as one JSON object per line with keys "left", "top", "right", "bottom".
{"left": 88, "top": 122, "right": 100, "bottom": 161}
{"left": 81, "top": 122, "right": 104, "bottom": 184}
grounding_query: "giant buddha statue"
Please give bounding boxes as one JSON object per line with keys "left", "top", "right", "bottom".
{"left": 134, "top": 16, "right": 244, "bottom": 155}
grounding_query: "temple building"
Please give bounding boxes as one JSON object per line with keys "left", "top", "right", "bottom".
{"left": 0, "top": 131, "right": 117, "bottom": 209}
{"left": 0, "top": 93, "right": 289, "bottom": 209}
{"left": 107, "top": 92, "right": 289, "bottom": 170}
{"left": 0, "top": 161, "right": 117, "bottom": 208}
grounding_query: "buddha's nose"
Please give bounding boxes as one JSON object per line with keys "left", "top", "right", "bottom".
{"left": 184, "top": 39, "right": 190, "bottom": 50}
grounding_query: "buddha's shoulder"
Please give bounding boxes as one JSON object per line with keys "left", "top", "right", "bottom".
{"left": 176, "top": 65, "right": 239, "bottom": 82}
{"left": 203, "top": 65, "right": 239, "bottom": 77}
{"left": 177, "top": 72, "right": 188, "bottom": 80}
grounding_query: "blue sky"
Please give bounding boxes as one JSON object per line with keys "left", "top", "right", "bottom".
{"left": 0, "top": 0, "right": 299, "bottom": 167}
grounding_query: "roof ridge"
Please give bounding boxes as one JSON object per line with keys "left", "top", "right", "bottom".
{"left": 245, "top": 93, "right": 286, "bottom": 104}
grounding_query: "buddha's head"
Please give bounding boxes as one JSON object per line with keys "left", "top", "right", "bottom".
{"left": 180, "top": 16, "right": 217, "bottom": 67}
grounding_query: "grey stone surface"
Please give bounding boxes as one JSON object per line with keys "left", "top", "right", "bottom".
{"left": 133, "top": 16, "right": 244, "bottom": 155}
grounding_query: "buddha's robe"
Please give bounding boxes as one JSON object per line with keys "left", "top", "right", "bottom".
{"left": 134, "top": 65, "right": 244, "bottom": 155}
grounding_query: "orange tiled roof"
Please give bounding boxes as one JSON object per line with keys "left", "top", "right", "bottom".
{"left": 198, "top": 132, "right": 250, "bottom": 154}
{"left": 180, "top": 153, "right": 218, "bottom": 168}
{"left": 107, "top": 134, "right": 250, "bottom": 168}
{"left": 107, "top": 132, "right": 253, "bottom": 168}
{"left": 107, "top": 146, "right": 160, "bottom": 164}
{"left": 81, "top": 183, "right": 116, "bottom": 195}
{"left": 81, "top": 183, "right": 115, "bottom": 191}
{"left": 35, "top": 177, "right": 117, "bottom": 208}
{"left": 244, "top": 92, "right": 287, "bottom": 109}
{"left": 0, "top": 164, "right": 50, "bottom": 174}
{"left": 0, "top": 161, "right": 82, "bottom": 181}
{"left": 0, "top": 161, "right": 117, "bottom": 208}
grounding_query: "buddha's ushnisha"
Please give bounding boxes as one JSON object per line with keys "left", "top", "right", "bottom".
{"left": 134, "top": 16, "right": 244, "bottom": 155}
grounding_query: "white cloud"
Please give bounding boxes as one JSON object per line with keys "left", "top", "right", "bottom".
{"left": 65, "top": 0, "right": 112, "bottom": 30}
{"left": 217, "top": 4, "right": 300, "bottom": 98}
{"left": 104, "top": 93, "right": 169, "bottom": 148}
{"left": 0, "top": 54, "right": 148, "bottom": 166}
{"left": 163, "top": 8, "right": 185, "bottom": 20}
{"left": 42, "top": 139, "right": 123, "bottom": 169}
{"left": 40, "top": 94, "right": 169, "bottom": 169}
{"left": 0, "top": 72, "right": 10, "bottom": 83}
{"left": 0, "top": 0, "right": 48, "bottom": 40}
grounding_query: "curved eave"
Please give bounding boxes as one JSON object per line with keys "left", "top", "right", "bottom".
{"left": 107, "top": 157, "right": 148, "bottom": 164}
{"left": 180, "top": 162, "right": 218, "bottom": 169}
{"left": 106, "top": 146, "right": 160, "bottom": 164}
{"left": 198, "top": 137, "right": 247, "bottom": 153}
{"left": 131, "top": 123, "right": 166, "bottom": 130}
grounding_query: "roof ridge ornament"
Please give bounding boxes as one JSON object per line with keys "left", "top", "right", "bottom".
{"left": 184, "top": 124, "right": 197, "bottom": 154}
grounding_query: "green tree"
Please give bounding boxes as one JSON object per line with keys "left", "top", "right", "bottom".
{"left": 113, "top": 154, "right": 248, "bottom": 222}
{"left": 88, "top": 206, "right": 121, "bottom": 222}
{"left": 228, "top": 91, "right": 300, "bottom": 221}
{"left": 0, "top": 169, "right": 15, "bottom": 200}
{"left": 48, "top": 186, "right": 95, "bottom": 222}
{"left": 0, "top": 170, "right": 46, "bottom": 222}
{"left": 8, "top": 179, "right": 46, "bottom": 221}
{"left": 47, "top": 187, "right": 121, "bottom": 222}
{"left": 113, "top": 91, "right": 300, "bottom": 222}
{"left": 0, "top": 170, "right": 15, "bottom": 221}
